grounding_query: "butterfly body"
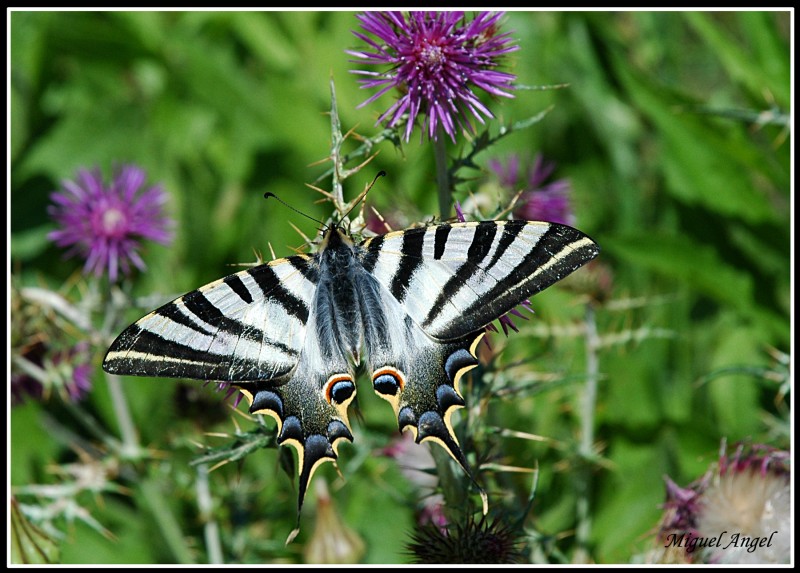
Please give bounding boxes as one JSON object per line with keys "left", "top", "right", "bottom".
{"left": 104, "top": 219, "right": 599, "bottom": 511}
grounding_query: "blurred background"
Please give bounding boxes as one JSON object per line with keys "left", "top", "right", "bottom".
{"left": 9, "top": 10, "right": 791, "bottom": 564}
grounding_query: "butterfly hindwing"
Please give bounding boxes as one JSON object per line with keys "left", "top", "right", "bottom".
{"left": 238, "top": 325, "right": 357, "bottom": 514}
{"left": 366, "top": 318, "right": 482, "bottom": 474}
{"left": 353, "top": 260, "right": 480, "bottom": 471}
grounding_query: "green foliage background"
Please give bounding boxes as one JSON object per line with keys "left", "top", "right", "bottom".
{"left": 10, "top": 10, "right": 791, "bottom": 564}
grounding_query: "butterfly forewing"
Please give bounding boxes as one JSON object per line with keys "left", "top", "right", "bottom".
{"left": 359, "top": 221, "right": 599, "bottom": 340}
{"left": 103, "top": 255, "right": 318, "bottom": 381}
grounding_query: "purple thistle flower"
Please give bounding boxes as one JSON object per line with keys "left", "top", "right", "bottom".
{"left": 489, "top": 153, "right": 575, "bottom": 226}
{"left": 48, "top": 165, "right": 173, "bottom": 282}
{"left": 485, "top": 300, "right": 535, "bottom": 336}
{"left": 453, "top": 199, "right": 468, "bottom": 223}
{"left": 487, "top": 154, "right": 521, "bottom": 189}
{"left": 206, "top": 381, "right": 245, "bottom": 409}
{"left": 349, "top": 11, "right": 518, "bottom": 142}
{"left": 11, "top": 341, "right": 94, "bottom": 405}
{"left": 516, "top": 187, "right": 573, "bottom": 226}
{"left": 57, "top": 342, "right": 94, "bottom": 402}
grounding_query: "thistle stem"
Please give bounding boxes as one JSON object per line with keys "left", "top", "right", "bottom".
{"left": 196, "top": 464, "right": 223, "bottom": 564}
{"left": 105, "top": 373, "right": 140, "bottom": 460}
{"left": 104, "top": 300, "right": 194, "bottom": 564}
{"left": 433, "top": 131, "right": 451, "bottom": 219}
{"left": 328, "top": 77, "right": 346, "bottom": 211}
{"left": 139, "top": 478, "right": 195, "bottom": 564}
{"left": 430, "top": 446, "right": 466, "bottom": 521}
{"left": 580, "top": 303, "right": 600, "bottom": 459}
{"left": 574, "top": 302, "right": 600, "bottom": 562}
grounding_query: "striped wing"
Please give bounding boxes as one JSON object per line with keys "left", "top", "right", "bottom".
{"left": 362, "top": 280, "right": 485, "bottom": 483}
{"left": 359, "top": 220, "right": 600, "bottom": 340}
{"left": 237, "top": 305, "right": 358, "bottom": 515}
{"left": 103, "top": 255, "right": 319, "bottom": 381}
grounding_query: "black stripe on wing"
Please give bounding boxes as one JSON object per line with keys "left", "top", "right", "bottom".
{"left": 433, "top": 223, "right": 452, "bottom": 260}
{"left": 483, "top": 220, "right": 525, "bottom": 273}
{"left": 389, "top": 229, "right": 425, "bottom": 303}
{"left": 157, "top": 300, "right": 215, "bottom": 337}
{"left": 248, "top": 264, "right": 310, "bottom": 324}
{"left": 361, "top": 234, "right": 384, "bottom": 274}
{"left": 288, "top": 255, "right": 320, "bottom": 284}
{"left": 103, "top": 297, "right": 303, "bottom": 380}
{"left": 103, "top": 323, "right": 297, "bottom": 379}
{"left": 224, "top": 275, "right": 254, "bottom": 304}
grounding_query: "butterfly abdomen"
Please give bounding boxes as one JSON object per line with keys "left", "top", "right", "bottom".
{"left": 315, "top": 229, "right": 366, "bottom": 363}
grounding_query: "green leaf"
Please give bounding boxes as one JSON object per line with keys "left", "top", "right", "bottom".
{"left": 591, "top": 441, "right": 666, "bottom": 563}
{"left": 703, "top": 312, "right": 766, "bottom": 437}
{"left": 685, "top": 12, "right": 790, "bottom": 107}
{"left": 230, "top": 12, "right": 300, "bottom": 71}
{"left": 11, "top": 498, "right": 61, "bottom": 564}
{"left": 613, "top": 61, "right": 779, "bottom": 224}
{"left": 603, "top": 233, "right": 754, "bottom": 312}
{"left": 11, "top": 226, "right": 53, "bottom": 261}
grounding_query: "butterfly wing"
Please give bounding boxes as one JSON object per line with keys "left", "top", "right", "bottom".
{"left": 103, "top": 255, "right": 319, "bottom": 380}
{"left": 360, "top": 220, "right": 600, "bottom": 340}
{"left": 104, "top": 253, "right": 346, "bottom": 513}
{"left": 356, "top": 220, "right": 599, "bottom": 472}
{"left": 238, "top": 307, "right": 358, "bottom": 515}
{"left": 360, "top": 279, "right": 482, "bottom": 475}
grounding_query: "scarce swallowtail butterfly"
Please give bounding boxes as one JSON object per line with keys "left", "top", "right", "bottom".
{"left": 103, "top": 208, "right": 600, "bottom": 514}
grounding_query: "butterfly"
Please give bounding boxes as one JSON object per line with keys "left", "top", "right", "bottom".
{"left": 103, "top": 214, "right": 599, "bottom": 514}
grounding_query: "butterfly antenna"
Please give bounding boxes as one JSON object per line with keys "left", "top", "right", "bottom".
{"left": 264, "top": 192, "right": 326, "bottom": 230}
{"left": 338, "top": 170, "right": 387, "bottom": 223}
